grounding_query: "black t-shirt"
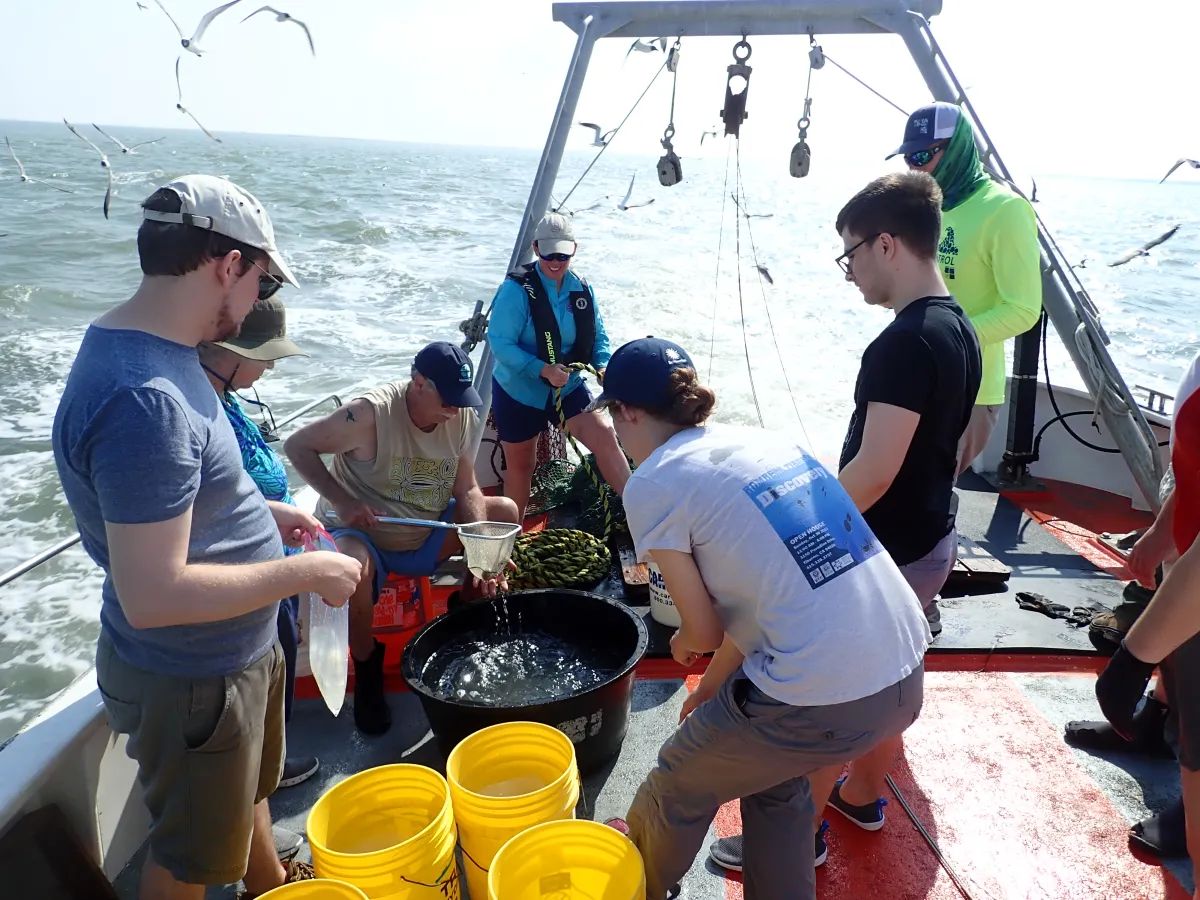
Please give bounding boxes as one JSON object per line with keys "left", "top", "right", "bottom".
{"left": 838, "top": 296, "right": 982, "bottom": 566}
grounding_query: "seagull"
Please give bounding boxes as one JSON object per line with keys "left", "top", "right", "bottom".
{"left": 755, "top": 265, "right": 774, "bottom": 285}
{"left": 700, "top": 129, "right": 719, "bottom": 145}
{"left": 175, "top": 57, "right": 222, "bottom": 142}
{"left": 136, "top": 1, "right": 148, "bottom": 8}
{"left": 92, "top": 124, "right": 165, "bottom": 155}
{"left": 64, "top": 119, "right": 114, "bottom": 218}
{"left": 617, "top": 171, "right": 654, "bottom": 211}
{"left": 625, "top": 37, "right": 666, "bottom": 60}
{"left": 1108, "top": 224, "right": 1181, "bottom": 267}
{"left": 241, "top": 6, "right": 315, "bottom": 55}
{"left": 577, "top": 122, "right": 615, "bottom": 147}
{"left": 153, "top": 0, "right": 243, "bottom": 55}
{"left": 1160, "top": 159, "right": 1200, "bottom": 184}
{"left": 5, "top": 137, "right": 75, "bottom": 193}
{"left": 731, "top": 194, "right": 773, "bottom": 219}
{"left": 1030, "top": 177, "right": 1038, "bottom": 203}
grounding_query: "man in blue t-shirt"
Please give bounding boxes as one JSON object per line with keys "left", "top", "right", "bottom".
{"left": 52, "top": 175, "right": 361, "bottom": 899}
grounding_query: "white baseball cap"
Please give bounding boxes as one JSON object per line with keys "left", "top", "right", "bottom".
{"left": 142, "top": 174, "right": 299, "bottom": 287}
{"left": 533, "top": 213, "right": 576, "bottom": 256}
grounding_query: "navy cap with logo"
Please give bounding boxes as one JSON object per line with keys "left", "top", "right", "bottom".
{"left": 590, "top": 337, "right": 695, "bottom": 411}
{"left": 885, "top": 101, "right": 960, "bottom": 160}
{"left": 413, "top": 341, "right": 483, "bottom": 408}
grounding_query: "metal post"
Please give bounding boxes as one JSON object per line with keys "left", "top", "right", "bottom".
{"left": 994, "top": 315, "right": 1044, "bottom": 490}
{"left": 467, "top": 14, "right": 609, "bottom": 459}
{"left": 886, "top": 11, "right": 1164, "bottom": 509}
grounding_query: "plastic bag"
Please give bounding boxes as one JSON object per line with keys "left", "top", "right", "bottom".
{"left": 302, "top": 528, "right": 349, "bottom": 717}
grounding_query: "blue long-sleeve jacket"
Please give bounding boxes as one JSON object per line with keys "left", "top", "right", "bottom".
{"left": 486, "top": 267, "right": 613, "bottom": 409}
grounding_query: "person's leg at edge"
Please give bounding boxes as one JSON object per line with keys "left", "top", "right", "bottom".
{"left": 1181, "top": 766, "right": 1200, "bottom": 900}
{"left": 741, "top": 776, "right": 817, "bottom": 900}
{"left": 565, "top": 408, "right": 631, "bottom": 495}
{"left": 805, "top": 764, "right": 845, "bottom": 830}
{"left": 335, "top": 534, "right": 390, "bottom": 735}
{"left": 241, "top": 800, "right": 287, "bottom": 896}
{"left": 499, "top": 437, "right": 538, "bottom": 522}
{"left": 138, "top": 858, "right": 203, "bottom": 900}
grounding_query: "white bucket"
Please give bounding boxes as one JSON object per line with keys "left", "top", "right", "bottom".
{"left": 648, "top": 561, "right": 681, "bottom": 628}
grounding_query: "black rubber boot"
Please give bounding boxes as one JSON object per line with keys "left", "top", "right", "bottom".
{"left": 1064, "top": 696, "right": 1173, "bottom": 759}
{"left": 353, "top": 639, "right": 392, "bottom": 736}
{"left": 1130, "top": 798, "right": 1188, "bottom": 858}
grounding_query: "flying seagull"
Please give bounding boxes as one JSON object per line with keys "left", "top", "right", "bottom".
{"left": 3, "top": 136, "right": 73, "bottom": 193}
{"left": 153, "top": 0, "right": 243, "bottom": 55}
{"left": 625, "top": 37, "right": 666, "bottom": 60}
{"left": 1108, "top": 224, "right": 1181, "bottom": 267}
{"left": 1160, "top": 159, "right": 1200, "bottom": 184}
{"left": 755, "top": 265, "right": 774, "bottom": 285}
{"left": 577, "top": 122, "right": 615, "bottom": 147}
{"left": 92, "top": 124, "right": 165, "bottom": 154}
{"left": 136, "top": 1, "right": 148, "bottom": 8}
{"left": 617, "top": 171, "right": 654, "bottom": 211}
{"left": 241, "top": 6, "right": 315, "bottom": 55}
{"left": 731, "top": 194, "right": 773, "bottom": 220}
{"left": 64, "top": 119, "right": 114, "bottom": 219}
{"left": 175, "top": 57, "right": 222, "bottom": 142}
{"left": 1030, "top": 177, "right": 1038, "bottom": 203}
{"left": 700, "top": 129, "right": 718, "bottom": 145}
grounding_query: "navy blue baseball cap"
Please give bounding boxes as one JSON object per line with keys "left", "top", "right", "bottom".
{"left": 885, "top": 101, "right": 960, "bottom": 160}
{"left": 413, "top": 341, "right": 482, "bottom": 408}
{"left": 590, "top": 337, "right": 695, "bottom": 410}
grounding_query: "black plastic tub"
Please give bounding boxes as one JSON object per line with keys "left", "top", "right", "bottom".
{"left": 400, "top": 589, "right": 649, "bottom": 773}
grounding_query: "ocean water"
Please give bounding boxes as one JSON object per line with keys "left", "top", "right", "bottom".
{"left": 0, "top": 118, "right": 1197, "bottom": 741}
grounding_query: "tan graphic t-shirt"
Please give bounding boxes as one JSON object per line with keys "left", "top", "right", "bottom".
{"left": 316, "top": 381, "right": 476, "bottom": 551}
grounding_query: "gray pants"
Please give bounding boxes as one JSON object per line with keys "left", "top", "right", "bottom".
{"left": 626, "top": 665, "right": 925, "bottom": 900}
{"left": 899, "top": 527, "right": 959, "bottom": 608}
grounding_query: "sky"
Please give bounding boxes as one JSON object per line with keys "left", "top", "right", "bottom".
{"left": 1, "top": 0, "right": 1199, "bottom": 181}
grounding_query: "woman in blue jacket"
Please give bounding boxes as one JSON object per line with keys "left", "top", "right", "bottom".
{"left": 486, "top": 213, "right": 631, "bottom": 519}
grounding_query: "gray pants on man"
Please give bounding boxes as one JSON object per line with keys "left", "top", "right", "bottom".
{"left": 626, "top": 665, "right": 925, "bottom": 900}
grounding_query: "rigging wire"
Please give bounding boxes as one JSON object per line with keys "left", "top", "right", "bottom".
{"left": 821, "top": 52, "right": 909, "bottom": 117}
{"left": 555, "top": 59, "right": 670, "bottom": 211}
{"left": 732, "top": 140, "right": 765, "bottom": 429}
{"left": 707, "top": 139, "right": 734, "bottom": 381}
{"left": 734, "top": 143, "right": 814, "bottom": 448}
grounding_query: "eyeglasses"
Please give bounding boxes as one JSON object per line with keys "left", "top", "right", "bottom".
{"left": 835, "top": 233, "right": 881, "bottom": 275}
{"left": 537, "top": 251, "right": 574, "bottom": 263}
{"left": 904, "top": 144, "right": 947, "bottom": 168}
{"left": 249, "top": 259, "right": 284, "bottom": 301}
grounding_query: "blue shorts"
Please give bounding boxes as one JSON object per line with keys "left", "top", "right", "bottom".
{"left": 330, "top": 499, "right": 456, "bottom": 601}
{"left": 492, "top": 378, "right": 593, "bottom": 444}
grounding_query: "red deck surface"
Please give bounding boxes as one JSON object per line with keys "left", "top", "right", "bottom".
{"left": 695, "top": 672, "right": 1189, "bottom": 900}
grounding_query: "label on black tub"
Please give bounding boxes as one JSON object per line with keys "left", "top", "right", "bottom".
{"left": 556, "top": 709, "right": 604, "bottom": 744}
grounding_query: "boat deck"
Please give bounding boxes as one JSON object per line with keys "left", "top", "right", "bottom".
{"left": 113, "top": 475, "right": 1192, "bottom": 899}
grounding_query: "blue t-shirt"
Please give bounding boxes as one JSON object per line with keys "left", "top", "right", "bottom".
{"left": 52, "top": 326, "right": 284, "bottom": 677}
{"left": 220, "top": 392, "right": 300, "bottom": 557}
{"left": 486, "top": 267, "right": 613, "bottom": 409}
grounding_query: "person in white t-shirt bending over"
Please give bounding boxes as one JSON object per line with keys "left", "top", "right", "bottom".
{"left": 596, "top": 337, "right": 931, "bottom": 900}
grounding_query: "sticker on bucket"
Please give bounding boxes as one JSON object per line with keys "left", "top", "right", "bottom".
{"left": 540, "top": 872, "right": 572, "bottom": 894}
{"left": 555, "top": 710, "right": 603, "bottom": 744}
{"left": 401, "top": 860, "right": 460, "bottom": 900}
{"left": 648, "top": 561, "right": 681, "bottom": 628}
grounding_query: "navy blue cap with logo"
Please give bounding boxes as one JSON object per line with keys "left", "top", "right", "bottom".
{"left": 414, "top": 341, "right": 483, "bottom": 408}
{"left": 590, "top": 337, "right": 695, "bottom": 410}
{"left": 885, "top": 101, "right": 960, "bottom": 160}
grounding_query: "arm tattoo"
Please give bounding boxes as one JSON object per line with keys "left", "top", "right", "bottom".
{"left": 345, "top": 409, "right": 355, "bottom": 422}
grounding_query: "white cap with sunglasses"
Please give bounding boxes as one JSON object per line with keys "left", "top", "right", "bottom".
{"left": 533, "top": 213, "right": 576, "bottom": 257}
{"left": 142, "top": 174, "right": 299, "bottom": 288}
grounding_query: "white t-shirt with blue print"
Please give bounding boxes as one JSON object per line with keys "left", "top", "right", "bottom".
{"left": 623, "top": 423, "right": 930, "bottom": 707}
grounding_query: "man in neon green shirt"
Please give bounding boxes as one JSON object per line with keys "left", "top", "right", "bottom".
{"left": 887, "top": 102, "right": 1043, "bottom": 474}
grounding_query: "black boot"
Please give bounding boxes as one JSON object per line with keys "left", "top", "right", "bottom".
{"left": 353, "top": 639, "right": 392, "bottom": 736}
{"left": 1064, "top": 696, "right": 1173, "bottom": 758}
{"left": 1130, "top": 798, "right": 1188, "bottom": 858}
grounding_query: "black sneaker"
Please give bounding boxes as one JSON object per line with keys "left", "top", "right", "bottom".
{"left": 1129, "top": 798, "right": 1188, "bottom": 858}
{"left": 707, "top": 820, "right": 830, "bottom": 873}
{"left": 828, "top": 778, "right": 887, "bottom": 831}
{"left": 353, "top": 639, "right": 392, "bottom": 736}
{"left": 1064, "top": 696, "right": 1173, "bottom": 759}
{"left": 279, "top": 756, "right": 319, "bottom": 788}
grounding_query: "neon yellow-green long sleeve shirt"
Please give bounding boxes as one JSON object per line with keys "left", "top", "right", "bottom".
{"left": 939, "top": 179, "right": 1043, "bottom": 406}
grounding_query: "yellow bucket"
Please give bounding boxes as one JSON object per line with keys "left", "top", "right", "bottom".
{"left": 488, "top": 819, "right": 645, "bottom": 900}
{"left": 307, "top": 764, "right": 459, "bottom": 900}
{"left": 257, "top": 879, "right": 369, "bottom": 899}
{"left": 446, "top": 721, "right": 581, "bottom": 900}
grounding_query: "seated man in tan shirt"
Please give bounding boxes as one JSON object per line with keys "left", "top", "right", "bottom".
{"left": 286, "top": 341, "right": 518, "bottom": 735}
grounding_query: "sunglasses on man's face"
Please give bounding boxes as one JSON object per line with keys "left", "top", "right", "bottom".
{"left": 538, "top": 251, "right": 573, "bottom": 263}
{"left": 905, "top": 144, "right": 947, "bottom": 168}
{"left": 249, "top": 259, "right": 284, "bottom": 301}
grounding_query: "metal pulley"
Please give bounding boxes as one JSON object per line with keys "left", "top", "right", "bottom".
{"left": 790, "top": 98, "right": 813, "bottom": 179}
{"left": 658, "top": 125, "right": 682, "bottom": 186}
{"left": 720, "top": 39, "right": 753, "bottom": 138}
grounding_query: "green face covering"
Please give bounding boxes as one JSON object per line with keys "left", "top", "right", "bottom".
{"left": 932, "top": 113, "right": 989, "bottom": 211}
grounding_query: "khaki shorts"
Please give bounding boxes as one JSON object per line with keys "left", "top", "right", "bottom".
{"left": 957, "top": 404, "right": 1003, "bottom": 476}
{"left": 96, "top": 634, "right": 285, "bottom": 885}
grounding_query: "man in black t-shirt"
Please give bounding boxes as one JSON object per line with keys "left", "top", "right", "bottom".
{"left": 709, "top": 170, "right": 981, "bottom": 878}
